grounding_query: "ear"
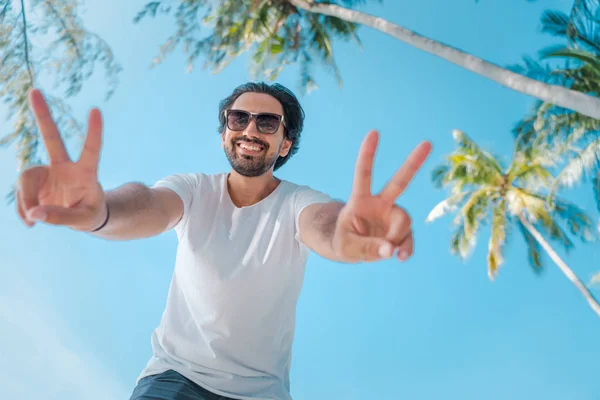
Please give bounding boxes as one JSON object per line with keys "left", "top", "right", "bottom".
{"left": 279, "top": 138, "right": 292, "bottom": 157}
{"left": 221, "top": 131, "right": 225, "bottom": 148}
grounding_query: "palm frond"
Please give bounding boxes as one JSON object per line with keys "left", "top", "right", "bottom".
{"left": 546, "top": 109, "right": 600, "bottom": 140}
{"left": 507, "top": 56, "right": 567, "bottom": 86}
{"left": 551, "top": 197, "right": 596, "bottom": 241}
{"left": 541, "top": 47, "right": 600, "bottom": 75}
{"left": 450, "top": 219, "right": 476, "bottom": 260}
{"left": 593, "top": 170, "right": 600, "bottom": 212}
{"left": 425, "top": 191, "right": 472, "bottom": 223}
{"left": 429, "top": 130, "right": 507, "bottom": 196}
{"left": 509, "top": 134, "right": 564, "bottom": 196}
{"left": 510, "top": 189, "right": 576, "bottom": 252}
{"left": 512, "top": 0, "right": 600, "bottom": 168}
{"left": 511, "top": 108, "right": 542, "bottom": 144}
{"left": 517, "top": 218, "right": 544, "bottom": 271}
{"left": 536, "top": 213, "right": 574, "bottom": 252}
{"left": 511, "top": 130, "right": 562, "bottom": 171}
{"left": 450, "top": 154, "right": 503, "bottom": 191}
{"left": 511, "top": 102, "right": 565, "bottom": 146}
{"left": 487, "top": 199, "right": 509, "bottom": 279}
{"left": 568, "top": 0, "right": 600, "bottom": 53}
{"left": 555, "top": 136, "right": 600, "bottom": 189}
{"left": 444, "top": 190, "right": 494, "bottom": 262}
{"left": 430, "top": 154, "right": 502, "bottom": 195}
{"left": 516, "top": 190, "right": 596, "bottom": 242}
{"left": 431, "top": 164, "right": 450, "bottom": 189}
{"left": 511, "top": 163, "right": 555, "bottom": 193}
{"left": 452, "top": 130, "right": 504, "bottom": 176}
{"left": 453, "top": 188, "right": 492, "bottom": 241}
{"left": 541, "top": 2, "right": 600, "bottom": 54}
{"left": 540, "top": 10, "right": 570, "bottom": 38}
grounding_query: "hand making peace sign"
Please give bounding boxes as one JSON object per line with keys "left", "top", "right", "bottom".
{"left": 16, "top": 89, "right": 108, "bottom": 231}
{"left": 332, "top": 130, "right": 432, "bottom": 263}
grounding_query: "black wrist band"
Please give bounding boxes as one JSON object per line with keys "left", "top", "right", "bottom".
{"left": 92, "top": 205, "right": 110, "bottom": 232}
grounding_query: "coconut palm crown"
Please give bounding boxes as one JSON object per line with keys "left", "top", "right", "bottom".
{"left": 426, "top": 129, "right": 596, "bottom": 279}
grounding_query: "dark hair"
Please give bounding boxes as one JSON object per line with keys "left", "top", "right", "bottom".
{"left": 218, "top": 82, "right": 304, "bottom": 171}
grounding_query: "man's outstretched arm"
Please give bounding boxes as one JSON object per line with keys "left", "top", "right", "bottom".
{"left": 17, "top": 88, "right": 184, "bottom": 241}
{"left": 91, "top": 184, "right": 184, "bottom": 241}
{"left": 297, "top": 201, "right": 346, "bottom": 262}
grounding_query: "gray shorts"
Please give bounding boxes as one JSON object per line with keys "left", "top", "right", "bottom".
{"left": 129, "top": 369, "right": 237, "bottom": 400}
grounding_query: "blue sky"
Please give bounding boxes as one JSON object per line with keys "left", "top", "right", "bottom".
{"left": 1, "top": 0, "right": 599, "bottom": 399}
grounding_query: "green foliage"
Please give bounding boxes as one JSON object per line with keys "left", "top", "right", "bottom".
{"left": 132, "top": 0, "right": 371, "bottom": 93}
{"left": 554, "top": 135, "right": 600, "bottom": 191}
{"left": 0, "top": 0, "right": 121, "bottom": 184}
{"left": 449, "top": 219, "right": 471, "bottom": 260}
{"left": 509, "top": 0, "right": 600, "bottom": 211}
{"left": 594, "top": 170, "right": 600, "bottom": 209}
{"left": 427, "top": 129, "right": 596, "bottom": 279}
{"left": 516, "top": 218, "right": 543, "bottom": 270}
{"left": 487, "top": 199, "right": 508, "bottom": 277}
{"left": 430, "top": 130, "right": 505, "bottom": 197}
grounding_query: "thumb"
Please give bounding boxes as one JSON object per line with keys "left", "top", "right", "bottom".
{"left": 27, "top": 205, "right": 94, "bottom": 228}
{"left": 345, "top": 233, "right": 394, "bottom": 262}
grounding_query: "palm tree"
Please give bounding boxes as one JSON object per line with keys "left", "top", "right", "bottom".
{"left": 426, "top": 129, "right": 600, "bottom": 318}
{"left": 511, "top": 0, "right": 600, "bottom": 211}
{"left": 133, "top": 0, "right": 600, "bottom": 119}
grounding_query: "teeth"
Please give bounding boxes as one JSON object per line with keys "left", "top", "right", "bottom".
{"left": 239, "top": 143, "right": 262, "bottom": 151}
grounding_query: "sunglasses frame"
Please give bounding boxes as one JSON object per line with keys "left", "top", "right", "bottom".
{"left": 224, "top": 109, "right": 286, "bottom": 135}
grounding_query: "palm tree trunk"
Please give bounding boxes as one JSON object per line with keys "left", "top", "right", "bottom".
{"left": 518, "top": 214, "right": 600, "bottom": 318}
{"left": 287, "top": 0, "right": 600, "bottom": 120}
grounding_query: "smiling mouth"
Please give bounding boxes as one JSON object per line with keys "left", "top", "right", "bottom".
{"left": 236, "top": 142, "right": 265, "bottom": 155}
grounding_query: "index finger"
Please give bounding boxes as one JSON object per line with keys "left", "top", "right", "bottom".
{"left": 379, "top": 141, "right": 432, "bottom": 203}
{"left": 351, "top": 130, "right": 379, "bottom": 198}
{"left": 29, "top": 89, "right": 70, "bottom": 164}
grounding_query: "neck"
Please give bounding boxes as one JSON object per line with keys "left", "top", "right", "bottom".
{"left": 227, "top": 169, "right": 281, "bottom": 207}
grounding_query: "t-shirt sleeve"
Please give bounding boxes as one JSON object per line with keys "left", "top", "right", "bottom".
{"left": 293, "top": 185, "right": 333, "bottom": 243}
{"left": 151, "top": 173, "right": 201, "bottom": 233}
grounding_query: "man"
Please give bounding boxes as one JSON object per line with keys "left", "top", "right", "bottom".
{"left": 16, "top": 82, "right": 431, "bottom": 400}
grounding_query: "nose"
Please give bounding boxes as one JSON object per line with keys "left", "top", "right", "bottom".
{"left": 242, "top": 118, "right": 261, "bottom": 139}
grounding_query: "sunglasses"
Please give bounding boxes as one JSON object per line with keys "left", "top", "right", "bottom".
{"left": 224, "top": 109, "right": 286, "bottom": 135}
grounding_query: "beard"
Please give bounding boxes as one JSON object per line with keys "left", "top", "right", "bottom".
{"left": 225, "top": 137, "right": 282, "bottom": 177}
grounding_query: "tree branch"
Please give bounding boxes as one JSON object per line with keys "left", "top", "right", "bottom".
{"left": 286, "top": 0, "right": 600, "bottom": 120}
{"left": 19, "top": 0, "right": 35, "bottom": 85}
{"left": 0, "top": 0, "right": 11, "bottom": 22}
{"left": 44, "top": 0, "right": 83, "bottom": 61}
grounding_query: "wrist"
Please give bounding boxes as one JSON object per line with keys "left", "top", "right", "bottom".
{"left": 91, "top": 204, "right": 110, "bottom": 232}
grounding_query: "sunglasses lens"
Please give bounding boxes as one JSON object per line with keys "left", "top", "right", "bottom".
{"left": 256, "top": 114, "right": 281, "bottom": 134}
{"left": 227, "top": 111, "right": 250, "bottom": 130}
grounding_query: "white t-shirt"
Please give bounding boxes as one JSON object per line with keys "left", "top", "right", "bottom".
{"left": 136, "top": 172, "right": 332, "bottom": 400}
